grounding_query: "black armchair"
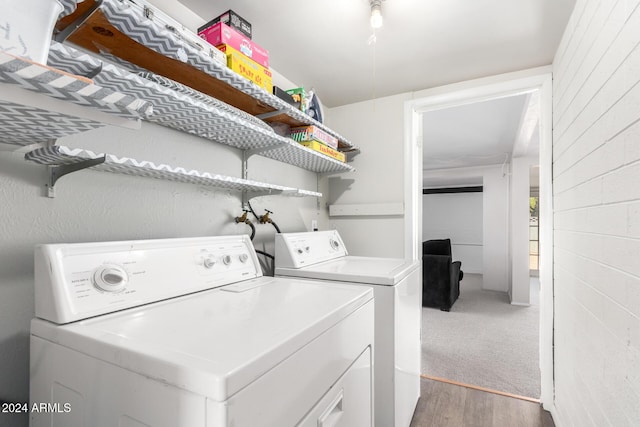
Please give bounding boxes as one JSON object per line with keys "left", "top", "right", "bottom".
{"left": 422, "top": 239, "right": 463, "bottom": 311}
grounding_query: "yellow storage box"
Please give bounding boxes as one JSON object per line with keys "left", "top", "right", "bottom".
{"left": 300, "top": 140, "right": 346, "bottom": 162}
{"left": 220, "top": 44, "right": 273, "bottom": 93}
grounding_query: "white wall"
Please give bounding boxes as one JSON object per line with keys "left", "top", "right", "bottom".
{"left": 422, "top": 192, "right": 483, "bottom": 273}
{"left": 423, "top": 165, "right": 510, "bottom": 291}
{"left": 0, "top": 122, "right": 320, "bottom": 426}
{"left": 551, "top": 0, "right": 640, "bottom": 425}
{"left": 481, "top": 167, "right": 510, "bottom": 292}
{"left": 324, "top": 93, "right": 412, "bottom": 258}
{"left": 510, "top": 156, "right": 538, "bottom": 304}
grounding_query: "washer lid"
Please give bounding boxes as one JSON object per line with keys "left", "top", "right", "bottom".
{"left": 31, "top": 277, "right": 373, "bottom": 402}
{"left": 275, "top": 256, "right": 420, "bottom": 285}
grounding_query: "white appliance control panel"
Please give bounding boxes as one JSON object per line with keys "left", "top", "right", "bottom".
{"left": 34, "top": 235, "right": 261, "bottom": 324}
{"left": 275, "top": 230, "right": 348, "bottom": 269}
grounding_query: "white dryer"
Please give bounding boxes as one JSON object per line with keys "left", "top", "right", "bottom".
{"left": 30, "top": 235, "right": 374, "bottom": 427}
{"left": 275, "top": 230, "right": 421, "bottom": 427}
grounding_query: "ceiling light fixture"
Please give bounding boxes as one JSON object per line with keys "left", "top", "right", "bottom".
{"left": 370, "top": 0, "right": 383, "bottom": 29}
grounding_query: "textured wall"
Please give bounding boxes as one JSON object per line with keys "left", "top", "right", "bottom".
{"left": 552, "top": 0, "right": 640, "bottom": 425}
{"left": 0, "top": 121, "right": 320, "bottom": 427}
{"left": 323, "top": 93, "right": 409, "bottom": 258}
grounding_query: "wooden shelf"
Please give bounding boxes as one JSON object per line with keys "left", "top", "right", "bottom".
{"left": 55, "top": 0, "right": 359, "bottom": 154}
{"left": 47, "top": 42, "right": 355, "bottom": 174}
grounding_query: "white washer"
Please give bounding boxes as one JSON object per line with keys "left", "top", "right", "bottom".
{"left": 275, "top": 230, "right": 421, "bottom": 427}
{"left": 30, "top": 235, "right": 374, "bottom": 427}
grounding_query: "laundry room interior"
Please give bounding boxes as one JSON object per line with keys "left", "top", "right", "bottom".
{"left": 2, "top": 0, "right": 640, "bottom": 426}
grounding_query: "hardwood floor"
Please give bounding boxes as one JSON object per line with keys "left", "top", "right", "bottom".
{"left": 410, "top": 377, "right": 555, "bottom": 427}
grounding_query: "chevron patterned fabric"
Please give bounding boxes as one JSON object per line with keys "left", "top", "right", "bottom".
{"left": 45, "top": 43, "right": 354, "bottom": 173}
{"left": 0, "top": 50, "right": 152, "bottom": 120}
{"left": 24, "top": 145, "right": 296, "bottom": 193}
{"left": 93, "top": 0, "right": 354, "bottom": 149}
{"left": 0, "top": 100, "right": 104, "bottom": 145}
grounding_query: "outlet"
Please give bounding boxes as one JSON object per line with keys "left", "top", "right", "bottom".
{"left": 311, "top": 220, "right": 318, "bottom": 231}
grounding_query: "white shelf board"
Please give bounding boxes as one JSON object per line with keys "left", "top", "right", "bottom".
{"left": 24, "top": 145, "right": 322, "bottom": 198}
{"left": 282, "top": 189, "right": 323, "bottom": 198}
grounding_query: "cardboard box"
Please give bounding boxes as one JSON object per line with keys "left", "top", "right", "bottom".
{"left": 198, "top": 10, "right": 252, "bottom": 39}
{"left": 300, "top": 140, "right": 346, "bottom": 162}
{"left": 221, "top": 44, "right": 273, "bottom": 93}
{"left": 290, "top": 125, "right": 338, "bottom": 149}
{"left": 198, "top": 22, "right": 269, "bottom": 68}
{"left": 286, "top": 87, "right": 307, "bottom": 113}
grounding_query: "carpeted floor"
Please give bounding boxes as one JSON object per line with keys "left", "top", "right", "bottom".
{"left": 421, "top": 274, "right": 541, "bottom": 398}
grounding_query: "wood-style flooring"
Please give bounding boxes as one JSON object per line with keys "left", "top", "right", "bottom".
{"left": 410, "top": 377, "right": 555, "bottom": 427}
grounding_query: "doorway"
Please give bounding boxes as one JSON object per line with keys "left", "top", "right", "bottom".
{"left": 403, "top": 68, "right": 554, "bottom": 408}
{"left": 419, "top": 91, "right": 542, "bottom": 398}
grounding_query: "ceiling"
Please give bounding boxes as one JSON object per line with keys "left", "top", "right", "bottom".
{"left": 179, "top": 0, "right": 576, "bottom": 107}
{"left": 423, "top": 94, "right": 530, "bottom": 171}
{"left": 422, "top": 92, "right": 541, "bottom": 186}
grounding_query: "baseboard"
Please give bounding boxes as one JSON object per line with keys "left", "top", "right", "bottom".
{"left": 420, "top": 374, "right": 540, "bottom": 403}
{"left": 510, "top": 301, "right": 531, "bottom": 306}
{"left": 546, "top": 403, "right": 564, "bottom": 427}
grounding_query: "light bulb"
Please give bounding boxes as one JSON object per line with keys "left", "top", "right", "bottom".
{"left": 370, "top": 4, "right": 383, "bottom": 29}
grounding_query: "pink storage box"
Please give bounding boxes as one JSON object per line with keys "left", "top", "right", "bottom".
{"left": 198, "top": 22, "right": 269, "bottom": 68}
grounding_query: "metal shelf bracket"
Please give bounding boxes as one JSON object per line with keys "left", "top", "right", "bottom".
{"left": 244, "top": 142, "right": 287, "bottom": 161}
{"left": 47, "top": 155, "right": 107, "bottom": 198}
{"left": 54, "top": 0, "right": 104, "bottom": 43}
{"left": 255, "top": 109, "right": 288, "bottom": 120}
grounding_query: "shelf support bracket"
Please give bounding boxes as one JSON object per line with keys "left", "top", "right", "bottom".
{"left": 318, "top": 163, "right": 357, "bottom": 177}
{"left": 47, "top": 155, "right": 106, "bottom": 198}
{"left": 84, "top": 62, "right": 103, "bottom": 80}
{"left": 54, "top": 0, "right": 104, "bottom": 43}
{"left": 244, "top": 143, "right": 287, "bottom": 161}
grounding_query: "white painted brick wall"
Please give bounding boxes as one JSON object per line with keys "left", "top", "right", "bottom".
{"left": 552, "top": 0, "right": 640, "bottom": 426}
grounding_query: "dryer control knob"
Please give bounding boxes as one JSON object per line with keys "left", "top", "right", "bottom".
{"left": 329, "top": 239, "right": 340, "bottom": 250}
{"left": 239, "top": 253, "right": 249, "bottom": 263}
{"left": 296, "top": 248, "right": 304, "bottom": 254}
{"left": 203, "top": 256, "right": 216, "bottom": 269}
{"left": 222, "top": 255, "right": 232, "bottom": 265}
{"left": 93, "top": 265, "right": 128, "bottom": 293}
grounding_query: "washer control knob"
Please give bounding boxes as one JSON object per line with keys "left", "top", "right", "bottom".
{"left": 329, "top": 239, "right": 340, "bottom": 250}
{"left": 222, "top": 255, "right": 232, "bottom": 265}
{"left": 239, "top": 253, "right": 249, "bottom": 263}
{"left": 93, "top": 265, "right": 128, "bottom": 293}
{"left": 296, "top": 248, "right": 304, "bottom": 254}
{"left": 203, "top": 256, "right": 216, "bottom": 269}
{"left": 305, "top": 246, "right": 310, "bottom": 253}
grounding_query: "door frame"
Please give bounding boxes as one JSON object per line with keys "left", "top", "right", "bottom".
{"left": 403, "top": 66, "right": 555, "bottom": 409}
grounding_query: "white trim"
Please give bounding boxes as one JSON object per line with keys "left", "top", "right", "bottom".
{"left": 404, "top": 67, "right": 554, "bottom": 408}
{"left": 537, "top": 73, "right": 554, "bottom": 410}
{"left": 511, "top": 301, "right": 531, "bottom": 307}
{"left": 549, "top": 404, "right": 566, "bottom": 427}
{"left": 404, "top": 102, "right": 423, "bottom": 262}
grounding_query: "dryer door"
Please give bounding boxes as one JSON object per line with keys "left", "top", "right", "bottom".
{"left": 297, "top": 347, "right": 372, "bottom": 427}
